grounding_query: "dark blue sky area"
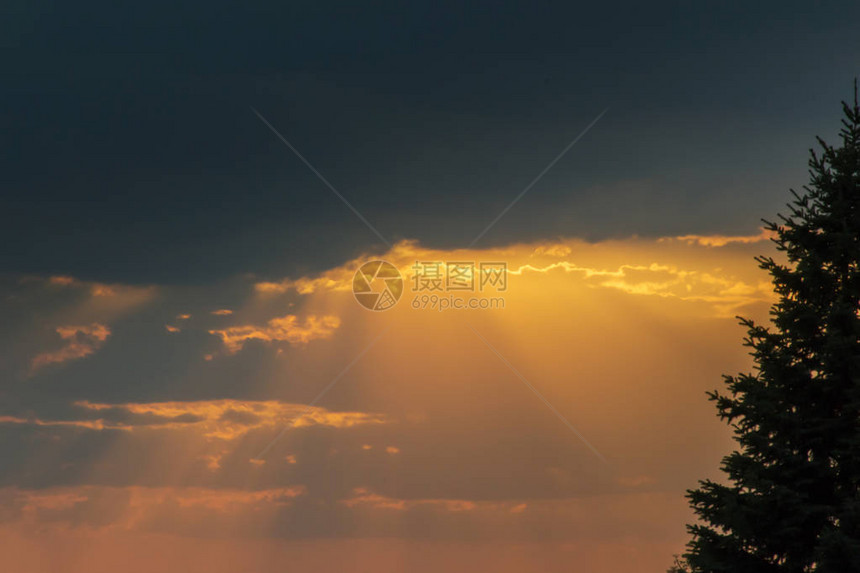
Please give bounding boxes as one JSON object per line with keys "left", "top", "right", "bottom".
{"left": 2, "top": 1, "right": 859, "bottom": 283}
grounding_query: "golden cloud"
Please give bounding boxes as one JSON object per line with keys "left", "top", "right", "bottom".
{"left": 45, "top": 274, "right": 155, "bottom": 299}
{"left": 13, "top": 485, "right": 306, "bottom": 522}
{"left": 252, "top": 235, "right": 776, "bottom": 317}
{"left": 339, "top": 488, "right": 512, "bottom": 513}
{"left": 0, "top": 415, "right": 107, "bottom": 431}
{"left": 68, "top": 399, "right": 386, "bottom": 439}
{"left": 659, "top": 228, "right": 774, "bottom": 247}
{"left": 31, "top": 323, "right": 112, "bottom": 372}
{"left": 209, "top": 314, "right": 341, "bottom": 354}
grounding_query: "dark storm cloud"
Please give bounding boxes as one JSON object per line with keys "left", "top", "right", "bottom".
{"left": 2, "top": 1, "right": 859, "bottom": 283}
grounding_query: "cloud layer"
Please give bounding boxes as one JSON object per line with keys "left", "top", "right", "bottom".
{"left": 0, "top": 232, "right": 777, "bottom": 571}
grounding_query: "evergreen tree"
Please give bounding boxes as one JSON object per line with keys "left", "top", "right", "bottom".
{"left": 678, "top": 84, "right": 860, "bottom": 572}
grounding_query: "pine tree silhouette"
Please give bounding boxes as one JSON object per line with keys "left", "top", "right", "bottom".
{"left": 676, "top": 83, "right": 860, "bottom": 572}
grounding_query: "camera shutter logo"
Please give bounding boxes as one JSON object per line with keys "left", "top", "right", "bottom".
{"left": 353, "top": 261, "right": 403, "bottom": 311}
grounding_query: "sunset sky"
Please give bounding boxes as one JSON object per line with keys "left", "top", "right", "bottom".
{"left": 2, "top": 2, "right": 860, "bottom": 572}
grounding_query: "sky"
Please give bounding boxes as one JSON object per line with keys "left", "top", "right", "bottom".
{"left": 1, "top": 1, "right": 859, "bottom": 572}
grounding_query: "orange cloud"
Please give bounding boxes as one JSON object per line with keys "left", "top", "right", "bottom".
{"left": 209, "top": 314, "right": 341, "bottom": 354}
{"left": 72, "top": 399, "right": 387, "bottom": 439}
{"left": 45, "top": 274, "right": 154, "bottom": 299}
{"left": 256, "top": 274, "right": 351, "bottom": 295}
{"left": 0, "top": 399, "right": 387, "bottom": 440}
{"left": 509, "top": 261, "right": 773, "bottom": 316}
{"left": 31, "top": 323, "right": 111, "bottom": 372}
{"left": 340, "top": 488, "right": 497, "bottom": 513}
{"left": 48, "top": 275, "right": 78, "bottom": 286}
{"left": 0, "top": 415, "right": 106, "bottom": 431}
{"left": 660, "top": 228, "right": 775, "bottom": 247}
{"left": 252, "top": 236, "right": 775, "bottom": 317}
{"left": 11, "top": 485, "right": 306, "bottom": 524}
